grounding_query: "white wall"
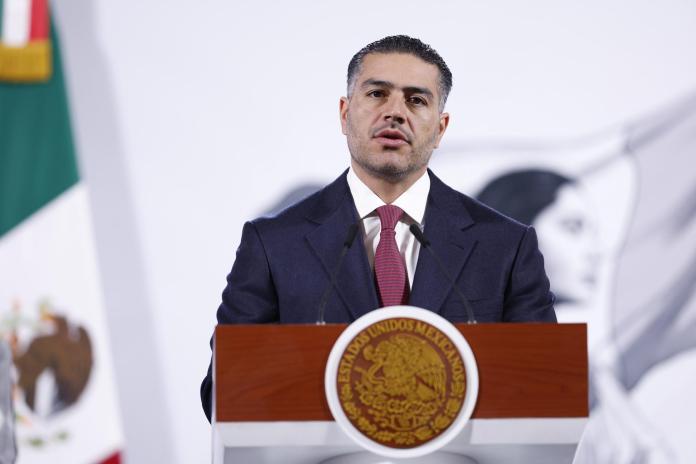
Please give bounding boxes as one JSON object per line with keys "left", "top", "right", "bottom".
{"left": 54, "top": 1, "right": 696, "bottom": 462}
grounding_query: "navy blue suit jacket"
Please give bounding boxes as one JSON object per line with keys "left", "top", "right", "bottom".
{"left": 201, "top": 169, "right": 556, "bottom": 421}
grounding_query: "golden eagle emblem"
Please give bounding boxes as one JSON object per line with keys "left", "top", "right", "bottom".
{"left": 337, "top": 318, "right": 467, "bottom": 448}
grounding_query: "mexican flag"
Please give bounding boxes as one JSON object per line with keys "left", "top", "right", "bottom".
{"left": 0, "top": 3, "right": 124, "bottom": 463}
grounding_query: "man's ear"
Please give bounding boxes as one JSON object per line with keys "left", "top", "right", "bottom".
{"left": 433, "top": 112, "right": 450, "bottom": 148}
{"left": 339, "top": 97, "right": 349, "bottom": 135}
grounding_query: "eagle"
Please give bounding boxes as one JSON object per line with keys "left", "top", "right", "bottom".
{"left": 13, "top": 313, "right": 93, "bottom": 416}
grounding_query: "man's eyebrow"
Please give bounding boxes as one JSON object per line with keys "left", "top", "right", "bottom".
{"left": 360, "top": 79, "right": 434, "bottom": 98}
{"left": 404, "top": 86, "right": 434, "bottom": 99}
{"left": 360, "top": 79, "right": 395, "bottom": 89}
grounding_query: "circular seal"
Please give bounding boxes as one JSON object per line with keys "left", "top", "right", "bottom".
{"left": 325, "top": 306, "right": 478, "bottom": 459}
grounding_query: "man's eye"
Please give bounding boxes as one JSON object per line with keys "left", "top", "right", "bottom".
{"left": 367, "top": 90, "right": 385, "bottom": 98}
{"left": 407, "top": 96, "right": 426, "bottom": 106}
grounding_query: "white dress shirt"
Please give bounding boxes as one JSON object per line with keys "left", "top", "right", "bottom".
{"left": 346, "top": 168, "right": 430, "bottom": 289}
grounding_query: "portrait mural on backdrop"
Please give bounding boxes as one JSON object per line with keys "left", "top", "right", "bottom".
{"left": 263, "top": 93, "right": 696, "bottom": 463}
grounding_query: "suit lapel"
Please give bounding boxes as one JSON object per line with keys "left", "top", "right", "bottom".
{"left": 410, "top": 171, "right": 477, "bottom": 313}
{"left": 305, "top": 172, "right": 379, "bottom": 321}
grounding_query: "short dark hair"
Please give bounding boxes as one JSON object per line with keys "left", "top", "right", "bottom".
{"left": 476, "top": 169, "right": 574, "bottom": 226}
{"left": 347, "top": 35, "right": 453, "bottom": 112}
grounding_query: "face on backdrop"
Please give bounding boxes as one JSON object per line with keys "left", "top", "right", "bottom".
{"left": 534, "top": 184, "right": 601, "bottom": 305}
{"left": 339, "top": 53, "right": 450, "bottom": 185}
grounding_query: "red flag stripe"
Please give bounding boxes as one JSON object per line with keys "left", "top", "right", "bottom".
{"left": 29, "top": 0, "right": 49, "bottom": 40}
{"left": 99, "top": 451, "right": 122, "bottom": 464}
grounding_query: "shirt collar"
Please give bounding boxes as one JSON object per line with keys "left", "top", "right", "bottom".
{"left": 347, "top": 167, "right": 430, "bottom": 224}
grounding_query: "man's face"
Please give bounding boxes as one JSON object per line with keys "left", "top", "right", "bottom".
{"left": 340, "top": 53, "right": 449, "bottom": 183}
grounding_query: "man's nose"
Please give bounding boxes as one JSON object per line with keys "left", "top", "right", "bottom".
{"left": 383, "top": 97, "right": 406, "bottom": 125}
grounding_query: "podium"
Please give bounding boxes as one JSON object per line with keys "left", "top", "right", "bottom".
{"left": 212, "top": 323, "right": 587, "bottom": 464}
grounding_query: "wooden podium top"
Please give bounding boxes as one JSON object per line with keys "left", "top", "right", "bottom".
{"left": 214, "top": 323, "right": 587, "bottom": 423}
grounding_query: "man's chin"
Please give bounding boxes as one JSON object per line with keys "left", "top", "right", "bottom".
{"left": 350, "top": 150, "right": 427, "bottom": 183}
{"left": 363, "top": 162, "right": 415, "bottom": 182}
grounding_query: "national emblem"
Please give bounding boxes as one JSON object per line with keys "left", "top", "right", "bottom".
{"left": 336, "top": 317, "right": 467, "bottom": 448}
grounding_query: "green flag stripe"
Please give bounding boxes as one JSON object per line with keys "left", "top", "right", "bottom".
{"left": 0, "top": 20, "right": 79, "bottom": 238}
{"left": 0, "top": 0, "right": 4, "bottom": 38}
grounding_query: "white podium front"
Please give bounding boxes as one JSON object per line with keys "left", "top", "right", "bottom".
{"left": 213, "top": 418, "right": 586, "bottom": 464}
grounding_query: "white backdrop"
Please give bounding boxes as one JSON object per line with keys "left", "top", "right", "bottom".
{"left": 52, "top": 1, "right": 696, "bottom": 462}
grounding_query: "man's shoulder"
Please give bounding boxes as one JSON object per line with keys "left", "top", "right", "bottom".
{"left": 461, "top": 190, "right": 529, "bottom": 232}
{"left": 428, "top": 169, "right": 529, "bottom": 233}
{"left": 249, "top": 170, "right": 350, "bottom": 232}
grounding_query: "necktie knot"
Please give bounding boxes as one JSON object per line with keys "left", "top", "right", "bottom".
{"left": 376, "top": 205, "right": 404, "bottom": 231}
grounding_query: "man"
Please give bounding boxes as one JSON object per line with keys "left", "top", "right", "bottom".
{"left": 201, "top": 35, "right": 556, "bottom": 421}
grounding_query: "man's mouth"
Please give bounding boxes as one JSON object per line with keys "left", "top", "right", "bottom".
{"left": 374, "top": 129, "right": 409, "bottom": 148}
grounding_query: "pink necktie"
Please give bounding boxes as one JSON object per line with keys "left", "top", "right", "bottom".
{"left": 374, "top": 205, "right": 409, "bottom": 307}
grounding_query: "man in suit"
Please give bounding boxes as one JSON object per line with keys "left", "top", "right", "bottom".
{"left": 201, "top": 35, "right": 556, "bottom": 421}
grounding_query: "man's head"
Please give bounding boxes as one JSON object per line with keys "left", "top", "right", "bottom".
{"left": 340, "top": 36, "right": 452, "bottom": 187}
{"left": 347, "top": 35, "right": 453, "bottom": 112}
